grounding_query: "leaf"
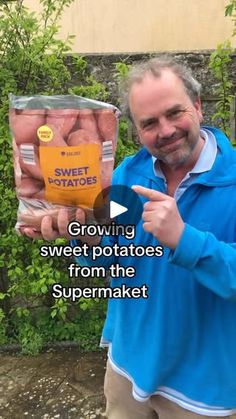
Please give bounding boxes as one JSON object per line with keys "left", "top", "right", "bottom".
{"left": 225, "top": 4, "right": 234, "bottom": 16}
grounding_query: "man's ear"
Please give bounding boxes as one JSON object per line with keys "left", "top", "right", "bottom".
{"left": 133, "top": 125, "right": 144, "bottom": 146}
{"left": 194, "top": 97, "right": 203, "bottom": 123}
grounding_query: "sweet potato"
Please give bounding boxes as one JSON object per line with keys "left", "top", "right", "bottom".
{"left": 9, "top": 109, "right": 46, "bottom": 145}
{"left": 17, "top": 176, "right": 45, "bottom": 199}
{"left": 46, "top": 109, "right": 79, "bottom": 140}
{"left": 13, "top": 140, "right": 23, "bottom": 188}
{"left": 78, "top": 109, "right": 100, "bottom": 138}
{"left": 19, "top": 208, "right": 59, "bottom": 230}
{"left": 18, "top": 205, "right": 76, "bottom": 231}
{"left": 67, "top": 128, "right": 101, "bottom": 146}
{"left": 101, "top": 160, "right": 114, "bottom": 190}
{"left": 95, "top": 108, "right": 117, "bottom": 151}
{"left": 32, "top": 188, "right": 46, "bottom": 200}
{"left": 38, "top": 124, "right": 68, "bottom": 147}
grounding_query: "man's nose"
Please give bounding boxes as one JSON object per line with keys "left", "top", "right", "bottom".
{"left": 157, "top": 118, "right": 176, "bottom": 139}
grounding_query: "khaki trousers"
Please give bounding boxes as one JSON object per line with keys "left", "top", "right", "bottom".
{"left": 104, "top": 361, "right": 236, "bottom": 419}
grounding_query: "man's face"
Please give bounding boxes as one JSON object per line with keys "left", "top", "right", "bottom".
{"left": 128, "top": 70, "right": 203, "bottom": 168}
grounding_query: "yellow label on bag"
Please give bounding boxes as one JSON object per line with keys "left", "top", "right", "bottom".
{"left": 39, "top": 144, "right": 103, "bottom": 207}
{"left": 37, "top": 125, "right": 54, "bottom": 143}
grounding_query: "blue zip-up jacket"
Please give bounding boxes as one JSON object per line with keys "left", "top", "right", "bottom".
{"left": 75, "top": 127, "right": 236, "bottom": 407}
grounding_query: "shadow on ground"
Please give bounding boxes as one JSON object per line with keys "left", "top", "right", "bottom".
{"left": 0, "top": 348, "right": 107, "bottom": 419}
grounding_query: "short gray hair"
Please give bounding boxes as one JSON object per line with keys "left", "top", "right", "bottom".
{"left": 120, "top": 55, "right": 201, "bottom": 119}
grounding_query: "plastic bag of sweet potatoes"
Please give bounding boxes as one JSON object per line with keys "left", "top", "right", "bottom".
{"left": 9, "top": 94, "right": 120, "bottom": 235}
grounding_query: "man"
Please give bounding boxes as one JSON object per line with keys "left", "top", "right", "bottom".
{"left": 24, "top": 57, "right": 236, "bottom": 419}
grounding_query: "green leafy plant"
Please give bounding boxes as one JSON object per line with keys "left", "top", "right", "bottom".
{"left": 114, "top": 61, "right": 131, "bottom": 81}
{"left": 0, "top": 0, "right": 108, "bottom": 354}
{"left": 225, "top": 0, "right": 236, "bottom": 35}
{"left": 115, "top": 118, "right": 139, "bottom": 166}
{"left": 0, "top": 309, "right": 7, "bottom": 345}
{"left": 69, "top": 56, "right": 109, "bottom": 101}
{"left": 114, "top": 61, "right": 139, "bottom": 166}
{"left": 208, "top": 40, "right": 234, "bottom": 139}
{"left": 0, "top": 2, "right": 143, "bottom": 355}
{"left": 208, "top": 1, "right": 236, "bottom": 142}
{"left": 18, "top": 322, "right": 44, "bottom": 355}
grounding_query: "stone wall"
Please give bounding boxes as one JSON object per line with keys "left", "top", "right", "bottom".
{"left": 67, "top": 51, "right": 236, "bottom": 136}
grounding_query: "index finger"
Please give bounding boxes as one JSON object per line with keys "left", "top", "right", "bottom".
{"left": 131, "top": 185, "right": 169, "bottom": 201}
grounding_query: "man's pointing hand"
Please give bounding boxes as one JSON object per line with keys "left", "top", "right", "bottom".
{"left": 132, "top": 185, "right": 185, "bottom": 249}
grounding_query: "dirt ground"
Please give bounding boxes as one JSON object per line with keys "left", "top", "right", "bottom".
{"left": 0, "top": 348, "right": 107, "bottom": 419}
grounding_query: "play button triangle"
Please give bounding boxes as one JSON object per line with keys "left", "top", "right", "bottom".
{"left": 110, "top": 200, "right": 128, "bottom": 218}
{"left": 93, "top": 184, "right": 143, "bottom": 226}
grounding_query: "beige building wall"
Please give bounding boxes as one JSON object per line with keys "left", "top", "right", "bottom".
{"left": 24, "top": 0, "right": 236, "bottom": 53}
